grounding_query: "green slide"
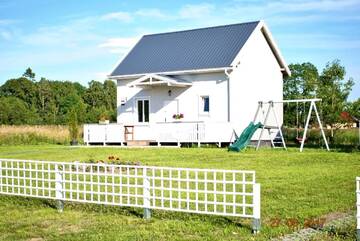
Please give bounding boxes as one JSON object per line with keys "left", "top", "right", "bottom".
{"left": 228, "top": 122, "right": 263, "bottom": 152}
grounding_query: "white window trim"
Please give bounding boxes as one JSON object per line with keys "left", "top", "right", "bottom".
{"left": 198, "top": 95, "right": 210, "bottom": 117}
{"left": 134, "top": 96, "right": 151, "bottom": 124}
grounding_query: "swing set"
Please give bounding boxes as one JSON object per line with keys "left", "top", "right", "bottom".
{"left": 254, "top": 98, "right": 330, "bottom": 152}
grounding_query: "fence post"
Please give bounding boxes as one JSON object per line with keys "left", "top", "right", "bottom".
{"left": 143, "top": 167, "right": 151, "bottom": 219}
{"left": 55, "top": 164, "right": 64, "bottom": 212}
{"left": 252, "top": 183, "right": 261, "bottom": 234}
{"left": 357, "top": 178, "right": 359, "bottom": 240}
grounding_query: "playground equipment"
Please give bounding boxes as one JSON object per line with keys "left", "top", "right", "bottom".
{"left": 256, "top": 98, "right": 329, "bottom": 152}
{"left": 229, "top": 99, "right": 330, "bottom": 152}
{"left": 228, "top": 122, "right": 263, "bottom": 152}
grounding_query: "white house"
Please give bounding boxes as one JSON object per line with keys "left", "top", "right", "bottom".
{"left": 84, "top": 20, "right": 290, "bottom": 146}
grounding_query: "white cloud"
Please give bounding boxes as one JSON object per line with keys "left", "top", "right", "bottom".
{"left": 94, "top": 72, "right": 109, "bottom": 80}
{"left": 278, "top": 33, "right": 360, "bottom": 50}
{"left": 226, "top": 0, "right": 360, "bottom": 18}
{"left": 98, "top": 37, "right": 140, "bottom": 54}
{"left": 135, "top": 8, "right": 167, "bottom": 19}
{"left": 267, "top": 0, "right": 360, "bottom": 13}
{"left": 20, "top": 17, "right": 100, "bottom": 47}
{"left": 0, "top": 19, "right": 16, "bottom": 26}
{"left": 0, "top": 31, "right": 12, "bottom": 40}
{"left": 179, "top": 3, "right": 215, "bottom": 19}
{"left": 101, "top": 12, "right": 132, "bottom": 22}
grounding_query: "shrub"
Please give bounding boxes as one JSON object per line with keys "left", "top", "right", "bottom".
{"left": 68, "top": 108, "right": 79, "bottom": 144}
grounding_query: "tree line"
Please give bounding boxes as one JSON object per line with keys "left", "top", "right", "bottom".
{"left": 0, "top": 61, "right": 358, "bottom": 128}
{"left": 283, "top": 60, "right": 359, "bottom": 129}
{"left": 0, "top": 68, "right": 116, "bottom": 125}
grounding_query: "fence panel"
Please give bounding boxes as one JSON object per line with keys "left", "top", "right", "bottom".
{"left": 0, "top": 159, "right": 260, "bottom": 232}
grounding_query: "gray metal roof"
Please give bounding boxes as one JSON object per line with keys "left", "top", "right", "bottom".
{"left": 110, "top": 21, "right": 260, "bottom": 77}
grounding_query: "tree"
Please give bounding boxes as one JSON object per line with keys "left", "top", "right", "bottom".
{"left": 36, "top": 78, "right": 52, "bottom": 114}
{"left": 68, "top": 108, "right": 79, "bottom": 145}
{"left": 318, "top": 60, "right": 354, "bottom": 128}
{"left": 0, "top": 77, "right": 37, "bottom": 107}
{"left": 103, "top": 80, "right": 117, "bottom": 120}
{"left": 347, "top": 98, "right": 360, "bottom": 120}
{"left": 23, "top": 67, "right": 35, "bottom": 81}
{"left": 283, "top": 63, "right": 319, "bottom": 127}
{"left": 0, "top": 96, "right": 40, "bottom": 124}
{"left": 83, "top": 80, "right": 105, "bottom": 108}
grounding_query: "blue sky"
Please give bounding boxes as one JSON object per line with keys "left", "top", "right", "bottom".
{"left": 0, "top": 0, "right": 359, "bottom": 100}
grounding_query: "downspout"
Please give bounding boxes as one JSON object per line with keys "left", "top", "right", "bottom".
{"left": 225, "top": 68, "right": 232, "bottom": 122}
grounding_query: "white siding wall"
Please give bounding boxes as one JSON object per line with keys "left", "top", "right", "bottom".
{"left": 116, "top": 72, "right": 228, "bottom": 124}
{"left": 229, "top": 28, "right": 284, "bottom": 139}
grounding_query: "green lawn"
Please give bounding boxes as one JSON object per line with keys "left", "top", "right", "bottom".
{"left": 0, "top": 145, "right": 359, "bottom": 240}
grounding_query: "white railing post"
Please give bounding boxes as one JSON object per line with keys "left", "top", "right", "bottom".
{"left": 143, "top": 167, "right": 151, "bottom": 219}
{"left": 55, "top": 164, "right": 64, "bottom": 212}
{"left": 356, "top": 178, "right": 359, "bottom": 240}
{"left": 252, "top": 183, "right": 261, "bottom": 233}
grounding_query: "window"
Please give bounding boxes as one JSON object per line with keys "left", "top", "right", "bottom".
{"left": 137, "top": 99, "right": 149, "bottom": 122}
{"left": 201, "top": 96, "right": 210, "bottom": 113}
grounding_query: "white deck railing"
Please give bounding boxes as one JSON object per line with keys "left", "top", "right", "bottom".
{"left": 83, "top": 122, "right": 234, "bottom": 145}
{"left": 357, "top": 177, "right": 360, "bottom": 239}
{"left": 83, "top": 124, "right": 124, "bottom": 144}
{"left": 155, "top": 122, "right": 205, "bottom": 143}
{"left": 0, "top": 159, "right": 261, "bottom": 232}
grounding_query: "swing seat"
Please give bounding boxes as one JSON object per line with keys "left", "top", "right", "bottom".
{"left": 296, "top": 137, "right": 306, "bottom": 144}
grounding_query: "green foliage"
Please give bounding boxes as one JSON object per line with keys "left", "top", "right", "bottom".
{"left": 0, "top": 96, "right": 40, "bottom": 124}
{"left": 0, "top": 77, "right": 37, "bottom": 105}
{"left": 22, "top": 67, "right": 35, "bottom": 80}
{"left": 318, "top": 60, "right": 354, "bottom": 126}
{"left": 284, "top": 60, "right": 355, "bottom": 128}
{"left": 0, "top": 68, "right": 117, "bottom": 125}
{"left": 68, "top": 108, "right": 79, "bottom": 142}
{"left": 283, "top": 128, "right": 359, "bottom": 150}
{"left": 346, "top": 98, "right": 360, "bottom": 120}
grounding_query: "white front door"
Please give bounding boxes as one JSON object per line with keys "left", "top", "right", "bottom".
{"left": 162, "top": 100, "right": 179, "bottom": 122}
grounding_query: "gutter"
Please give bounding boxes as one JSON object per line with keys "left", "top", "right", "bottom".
{"left": 225, "top": 68, "right": 233, "bottom": 122}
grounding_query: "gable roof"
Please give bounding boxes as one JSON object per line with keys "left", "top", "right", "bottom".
{"left": 109, "top": 21, "right": 290, "bottom": 78}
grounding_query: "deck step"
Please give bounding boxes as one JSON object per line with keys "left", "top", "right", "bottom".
{"left": 126, "top": 140, "right": 154, "bottom": 146}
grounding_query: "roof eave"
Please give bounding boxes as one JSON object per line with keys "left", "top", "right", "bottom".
{"left": 108, "top": 67, "right": 232, "bottom": 80}
{"left": 260, "top": 21, "right": 291, "bottom": 77}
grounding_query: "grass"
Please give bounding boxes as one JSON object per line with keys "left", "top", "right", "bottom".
{"left": 0, "top": 145, "right": 359, "bottom": 240}
{"left": 0, "top": 125, "right": 73, "bottom": 145}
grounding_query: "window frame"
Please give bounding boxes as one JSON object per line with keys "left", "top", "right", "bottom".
{"left": 135, "top": 97, "right": 150, "bottom": 123}
{"left": 199, "top": 95, "right": 210, "bottom": 116}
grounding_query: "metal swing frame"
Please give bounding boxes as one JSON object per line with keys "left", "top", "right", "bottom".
{"left": 254, "top": 98, "right": 330, "bottom": 152}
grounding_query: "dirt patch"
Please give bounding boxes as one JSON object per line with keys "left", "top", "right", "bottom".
{"left": 58, "top": 223, "right": 83, "bottom": 235}
{"left": 320, "top": 211, "right": 348, "bottom": 224}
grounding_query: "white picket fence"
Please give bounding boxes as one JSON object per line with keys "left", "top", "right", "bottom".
{"left": 357, "top": 177, "right": 360, "bottom": 239}
{"left": 0, "top": 159, "right": 261, "bottom": 232}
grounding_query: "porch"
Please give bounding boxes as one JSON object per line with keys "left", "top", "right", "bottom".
{"left": 83, "top": 121, "right": 235, "bottom": 147}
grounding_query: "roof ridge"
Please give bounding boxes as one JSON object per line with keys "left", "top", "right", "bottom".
{"left": 143, "top": 21, "right": 260, "bottom": 37}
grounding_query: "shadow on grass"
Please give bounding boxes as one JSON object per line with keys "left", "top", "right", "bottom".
{"left": 285, "top": 143, "right": 359, "bottom": 153}
{"left": 0, "top": 195, "right": 248, "bottom": 229}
